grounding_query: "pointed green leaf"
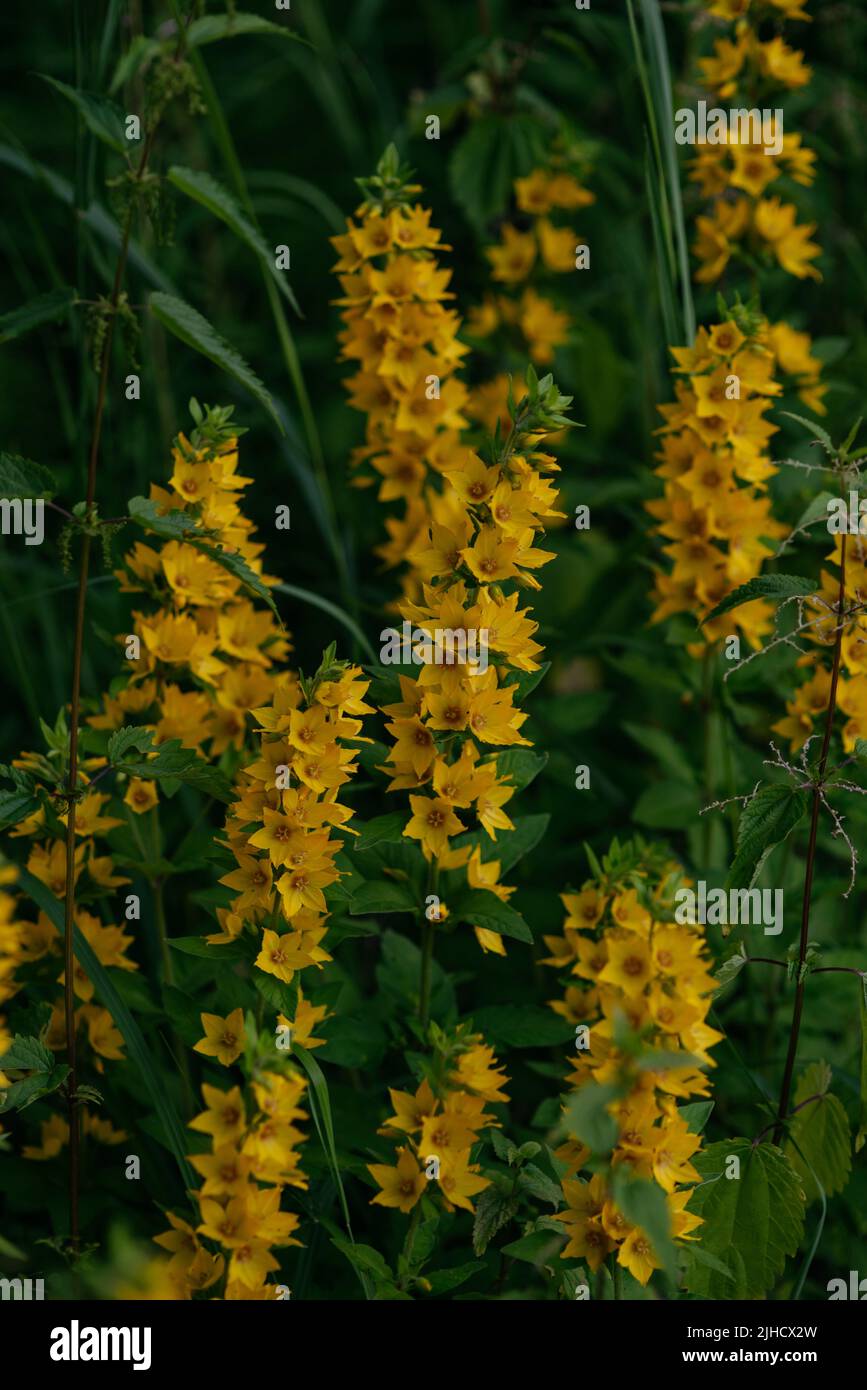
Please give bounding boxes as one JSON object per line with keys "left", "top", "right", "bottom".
{"left": 168, "top": 165, "right": 299, "bottom": 314}
{"left": 38, "top": 75, "right": 137, "bottom": 154}
{"left": 149, "top": 292, "right": 282, "bottom": 433}
{"left": 726, "top": 785, "right": 807, "bottom": 891}
{"left": 785, "top": 1062, "right": 851, "bottom": 1202}
{"left": 704, "top": 574, "right": 815, "bottom": 623}
{"left": 0, "top": 453, "right": 55, "bottom": 500}
{"left": 0, "top": 287, "right": 77, "bottom": 344}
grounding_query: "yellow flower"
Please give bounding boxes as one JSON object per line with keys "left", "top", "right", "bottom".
{"left": 485, "top": 225, "right": 537, "bottom": 284}
{"left": 194, "top": 1008, "right": 246, "bottom": 1067}
{"left": 123, "top": 777, "right": 158, "bottom": 815}
{"left": 368, "top": 1146, "right": 425, "bottom": 1212}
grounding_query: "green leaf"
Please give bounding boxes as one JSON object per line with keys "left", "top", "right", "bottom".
{"left": 562, "top": 1081, "right": 621, "bottom": 1154}
{"left": 714, "top": 945, "right": 748, "bottom": 992}
{"left": 726, "top": 785, "right": 807, "bottom": 891}
{"left": 107, "top": 725, "right": 154, "bottom": 763}
{"left": 330, "top": 1235, "right": 391, "bottom": 1284}
{"left": 0, "top": 788, "right": 40, "bottom": 829}
{"left": 451, "top": 888, "right": 533, "bottom": 944}
{"left": 781, "top": 411, "right": 834, "bottom": 453}
{"left": 353, "top": 813, "right": 406, "bottom": 853}
{"left": 294, "top": 1044, "right": 369, "bottom": 1296}
{"left": 703, "top": 574, "right": 815, "bottom": 623}
{"left": 500, "top": 1229, "right": 565, "bottom": 1264}
{"left": 0, "top": 453, "right": 55, "bottom": 500}
{"left": 0, "top": 1034, "right": 54, "bottom": 1072}
{"left": 678, "top": 1100, "right": 714, "bottom": 1135}
{"left": 0, "top": 287, "right": 77, "bottom": 344}
{"left": 611, "top": 1171, "right": 677, "bottom": 1278}
{"left": 185, "top": 11, "right": 309, "bottom": 48}
{"left": 789, "top": 490, "right": 837, "bottom": 538}
{"left": 622, "top": 722, "right": 696, "bottom": 785}
{"left": 684, "top": 1138, "right": 805, "bottom": 1299}
{"left": 491, "top": 748, "right": 547, "bottom": 792}
{"left": 117, "top": 738, "right": 233, "bottom": 802}
{"left": 471, "top": 1005, "right": 574, "bottom": 1048}
{"left": 449, "top": 116, "right": 515, "bottom": 233}
{"left": 188, "top": 535, "right": 278, "bottom": 616}
{"left": 126, "top": 496, "right": 193, "bottom": 540}
{"left": 785, "top": 1062, "right": 852, "bottom": 1202}
{"left": 38, "top": 75, "right": 137, "bottom": 155}
{"left": 518, "top": 1164, "right": 562, "bottom": 1208}
{"left": 149, "top": 292, "right": 282, "bottom": 433}
{"left": 169, "top": 936, "right": 249, "bottom": 962}
{"left": 633, "top": 779, "right": 699, "bottom": 830}
{"left": 472, "top": 1186, "right": 518, "bottom": 1256}
{"left": 349, "top": 879, "right": 418, "bottom": 916}
{"left": 168, "top": 166, "right": 299, "bottom": 314}
{"left": 425, "top": 1261, "right": 487, "bottom": 1295}
{"left": 0, "top": 1065, "right": 70, "bottom": 1113}
{"left": 17, "top": 868, "right": 195, "bottom": 1190}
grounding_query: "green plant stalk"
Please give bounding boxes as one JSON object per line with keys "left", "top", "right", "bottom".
{"left": 772, "top": 531, "right": 847, "bottom": 1146}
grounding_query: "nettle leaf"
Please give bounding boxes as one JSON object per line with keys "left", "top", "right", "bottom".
{"left": 168, "top": 166, "right": 299, "bottom": 313}
{"left": 116, "top": 739, "right": 233, "bottom": 802}
{"left": 0, "top": 452, "right": 55, "bottom": 500}
{"left": 472, "top": 1186, "right": 518, "bottom": 1257}
{"left": 714, "top": 944, "right": 748, "bottom": 992}
{"left": 185, "top": 12, "right": 310, "bottom": 48}
{"left": 187, "top": 536, "right": 278, "bottom": 617}
{"left": 726, "top": 785, "right": 807, "bottom": 891}
{"left": 703, "top": 574, "right": 815, "bottom": 623}
{"left": 786, "top": 1062, "right": 851, "bottom": 1202}
{"left": 684, "top": 1139, "right": 805, "bottom": 1299}
{"left": 0, "top": 286, "right": 77, "bottom": 344}
{"left": 107, "top": 725, "right": 154, "bottom": 763}
{"left": 127, "top": 496, "right": 194, "bottom": 540}
{"left": 38, "top": 75, "right": 137, "bottom": 155}
{"left": 450, "top": 887, "right": 533, "bottom": 944}
{"left": 149, "top": 292, "right": 282, "bottom": 433}
{"left": 0, "top": 1033, "right": 54, "bottom": 1072}
{"left": 127, "top": 495, "right": 279, "bottom": 616}
{"left": 781, "top": 411, "right": 834, "bottom": 453}
{"left": 0, "top": 1065, "right": 70, "bottom": 1113}
{"left": 517, "top": 1164, "right": 562, "bottom": 1208}
{"left": 0, "top": 787, "right": 40, "bottom": 829}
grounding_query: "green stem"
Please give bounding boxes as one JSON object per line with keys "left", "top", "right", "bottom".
{"left": 772, "top": 532, "right": 847, "bottom": 1146}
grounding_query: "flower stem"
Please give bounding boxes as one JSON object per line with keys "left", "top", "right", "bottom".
{"left": 771, "top": 532, "right": 847, "bottom": 1146}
